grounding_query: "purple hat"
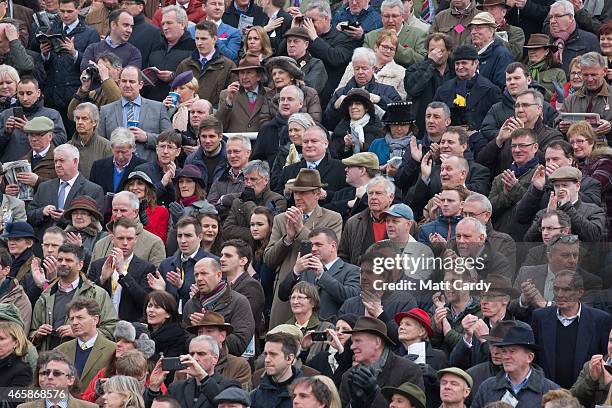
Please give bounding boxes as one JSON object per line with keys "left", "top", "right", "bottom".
{"left": 174, "top": 164, "right": 206, "bottom": 189}
{"left": 171, "top": 71, "right": 194, "bottom": 90}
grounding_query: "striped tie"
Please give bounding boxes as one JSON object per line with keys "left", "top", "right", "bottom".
{"left": 126, "top": 102, "right": 135, "bottom": 124}
{"left": 420, "top": 0, "right": 431, "bottom": 23}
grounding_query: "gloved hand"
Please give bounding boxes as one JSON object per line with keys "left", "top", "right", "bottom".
{"left": 240, "top": 187, "right": 256, "bottom": 202}
{"left": 347, "top": 364, "right": 378, "bottom": 408}
{"left": 139, "top": 200, "right": 149, "bottom": 226}
{"left": 220, "top": 194, "right": 235, "bottom": 207}
{"left": 168, "top": 202, "right": 185, "bottom": 226}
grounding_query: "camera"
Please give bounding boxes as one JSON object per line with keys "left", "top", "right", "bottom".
{"left": 311, "top": 332, "right": 328, "bottom": 342}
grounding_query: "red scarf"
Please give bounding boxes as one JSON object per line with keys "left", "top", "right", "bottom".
{"left": 180, "top": 195, "right": 199, "bottom": 207}
{"left": 550, "top": 20, "right": 577, "bottom": 62}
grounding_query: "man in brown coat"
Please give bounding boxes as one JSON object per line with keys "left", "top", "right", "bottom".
{"left": 429, "top": 0, "right": 478, "bottom": 46}
{"left": 264, "top": 168, "right": 343, "bottom": 327}
{"left": 186, "top": 311, "right": 252, "bottom": 389}
{"left": 216, "top": 54, "right": 271, "bottom": 133}
{"left": 175, "top": 20, "right": 236, "bottom": 108}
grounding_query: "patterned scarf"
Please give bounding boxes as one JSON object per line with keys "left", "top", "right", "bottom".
{"left": 550, "top": 20, "right": 576, "bottom": 63}
{"left": 384, "top": 132, "right": 412, "bottom": 159}
{"left": 199, "top": 280, "right": 228, "bottom": 310}
{"left": 349, "top": 113, "right": 371, "bottom": 154}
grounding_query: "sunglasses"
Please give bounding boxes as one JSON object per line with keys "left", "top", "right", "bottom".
{"left": 39, "top": 369, "right": 69, "bottom": 377}
{"left": 549, "top": 234, "right": 579, "bottom": 247}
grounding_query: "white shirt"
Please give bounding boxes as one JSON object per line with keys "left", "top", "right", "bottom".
{"left": 58, "top": 276, "right": 80, "bottom": 293}
{"left": 59, "top": 173, "right": 80, "bottom": 201}
{"left": 33, "top": 144, "right": 51, "bottom": 157}
{"left": 181, "top": 247, "right": 200, "bottom": 262}
{"left": 77, "top": 332, "right": 98, "bottom": 350}
{"left": 111, "top": 253, "right": 134, "bottom": 314}
{"left": 477, "top": 40, "right": 495, "bottom": 55}
{"left": 557, "top": 303, "right": 581, "bottom": 327}
{"left": 324, "top": 257, "right": 340, "bottom": 272}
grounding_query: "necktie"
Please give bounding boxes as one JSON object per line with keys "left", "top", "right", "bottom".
{"left": 420, "top": 0, "right": 431, "bottom": 23}
{"left": 126, "top": 102, "right": 135, "bottom": 124}
{"left": 307, "top": 163, "right": 316, "bottom": 169}
{"left": 246, "top": 91, "right": 256, "bottom": 103}
{"left": 32, "top": 154, "right": 42, "bottom": 168}
{"left": 63, "top": 25, "right": 70, "bottom": 35}
{"left": 57, "top": 181, "right": 68, "bottom": 210}
{"left": 303, "top": 213, "right": 310, "bottom": 222}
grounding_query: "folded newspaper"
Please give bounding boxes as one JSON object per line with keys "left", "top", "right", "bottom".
{"left": 2, "top": 160, "right": 33, "bottom": 201}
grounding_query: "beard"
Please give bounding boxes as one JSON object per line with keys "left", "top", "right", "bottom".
{"left": 56, "top": 266, "right": 72, "bottom": 278}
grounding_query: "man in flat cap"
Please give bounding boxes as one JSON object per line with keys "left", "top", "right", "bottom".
{"left": 437, "top": 367, "right": 472, "bottom": 408}
{"left": 215, "top": 387, "right": 251, "bottom": 408}
{"left": 4, "top": 117, "right": 57, "bottom": 197}
{"left": 524, "top": 166, "right": 606, "bottom": 243}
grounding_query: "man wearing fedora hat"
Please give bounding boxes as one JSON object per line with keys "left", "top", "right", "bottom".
{"left": 264, "top": 167, "right": 342, "bottom": 327}
{"left": 339, "top": 315, "right": 424, "bottom": 408}
{"left": 186, "top": 311, "right": 252, "bottom": 388}
{"left": 321, "top": 152, "right": 381, "bottom": 219}
{"left": 477, "top": 0, "right": 524, "bottom": 61}
{"left": 216, "top": 54, "right": 271, "bottom": 133}
{"left": 467, "top": 12, "right": 513, "bottom": 89}
{"left": 471, "top": 324, "right": 560, "bottom": 408}
{"left": 283, "top": 26, "right": 328, "bottom": 94}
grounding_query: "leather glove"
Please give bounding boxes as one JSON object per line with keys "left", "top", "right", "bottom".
{"left": 139, "top": 200, "right": 149, "bottom": 226}
{"left": 240, "top": 186, "right": 256, "bottom": 202}
{"left": 220, "top": 194, "right": 236, "bottom": 207}
{"left": 348, "top": 364, "right": 378, "bottom": 408}
{"left": 168, "top": 202, "right": 185, "bottom": 226}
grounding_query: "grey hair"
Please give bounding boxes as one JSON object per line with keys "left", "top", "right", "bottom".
{"left": 73, "top": 102, "right": 99, "bottom": 123}
{"left": 41, "top": 350, "right": 77, "bottom": 378}
{"left": 580, "top": 52, "right": 606, "bottom": 69}
{"left": 366, "top": 176, "right": 395, "bottom": 196}
{"left": 288, "top": 112, "right": 316, "bottom": 130}
{"left": 54, "top": 144, "right": 80, "bottom": 162}
{"left": 516, "top": 89, "right": 544, "bottom": 107}
{"left": 227, "top": 134, "right": 252, "bottom": 151}
{"left": 0, "top": 64, "right": 19, "bottom": 84}
{"left": 427, "top": 101, "right": 451, "bottom": 118}
{"left": 464, "top": 193, "right": 492, "bottom": 213}
{"left": 550, "top": 0, "right": 574, "bottom": 16}
{"left": 352, "top": 47, "right": 376, "bottom": 67}
{"left": 243, "top": 160, "right": 270, "bottom": 179}
{"left": 444, "top": 156, "right": 469, "bottom": 172}
{"left": 381, "top": 0, "right": 404, "bottom": 14}
{"left": 281, "top": 85, "right": 304, "bottom": 102}
{"left": 113, "top": 191, "right": 140, "bottom": 211}
{"left": 191, "top": 335, "right": 220, "bottom": 357}
{"left": 304, "top": 0, "right": 331, "bottom": 18}
{"left": 110, "top": 127, "right": 136, "bottom": 148}
{"left": 193, "top": 98, "right": 214, "bottom": 114}
{"left": 162, "top": 4, "right": 188, "bottom": 26}
{"left": 458, "top": 217, "right": 487, "bottom": 238}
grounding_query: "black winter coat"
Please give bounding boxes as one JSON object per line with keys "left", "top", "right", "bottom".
{"left": 404, "top": 58, "right": 454, "bottom": 138}
{"left": 273, "top": 153, "right": 348, "bottom": 195}
{"left": 144, "top": 31, "right": 196, "bottom": 101}
{"left": 145, "top": 374, "right": 240, "bottom": 408}
{"left": 38, "top": 17, "right": 99, "bottom": 108}
{"left": 252, "top": 113, "right": 288, "bottom": 170}
{"left": 433, "top": 74, "right": 501, "bottom": 131}
{"left": 330, "top": 115, "right": 385, "bottom": 160}
{"left": 506, "top": 0, "right": 555, "bottom": 42}
{"left": 250, "top": 367, "right": 304, "bottom": 408}
{"left": 128, "top": 13, "right": 163, "bottom": 67}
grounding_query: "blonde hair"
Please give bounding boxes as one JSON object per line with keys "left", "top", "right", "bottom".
{"left": 0, "top": 321, "right": 29, "bottom": 357}
{"left": 243, "top": 26, "right": 273, "bottom": 59}
{"left": 0, "top": 64, "right": 19, "bottom": 85}
{"left": 567, "top": 120, "right": 596, "bottom": 146}
{"left": 103, "top": 375, "right": 145, "bottom": 408}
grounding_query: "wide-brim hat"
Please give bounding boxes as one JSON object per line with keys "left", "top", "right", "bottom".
{"left": 476, "top": 0, "right": 511, "bottom": 10}
{"left": 394, "top": 308, "right": 434, "bottom": 338}
{"left": 340, "top": 88, "right": 375, "bottom": 118}
{"left": 1, "top": 221, "right": 37, "bottom": 242}
{"left": 467, "top": 12, "right": 497, "bottom": 28}
{"left": 63, "top": 196, "right": 103, "bottom": 222}
{"left": 186, "top": 311, "right": 234, "bottom": 335}
{"left": 231, "top": 53, "right": 265, "bottom": 73}
{"left": 283, "top": 26, "right": 311, "bottom": 42}
{"left": 290, "top": 168, "right": 327, "bottom": 191}
{"left": 382, "top": 102, "right": 416, "bottom": 124}
{"left": 494, "top": 325, "right": 541, "bottom": 351}
{"left": 345, "top": 316, "right": 395, "bottom": 345}
{"left": 265, "top": 56, "right": 304, "bottom": 81}
{"left": 482, "top": 274, "right": 520, "bottom": 298}
{"left": 125, "top": 170, "right": 156, "bottom": 191}
{"left": 481, "top": 320, "right": 520, "bottom": 343}
{"left": 381, "top": 383, "right": 425, "bottom": 408}
{"left": 174, "top": 164, "right": 206, "bottom": 189}
{"left": 523, "top": 33, "right": 558, "bottom": 51}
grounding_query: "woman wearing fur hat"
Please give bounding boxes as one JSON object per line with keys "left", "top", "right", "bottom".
{"left": 567, "top": 121, "right": 612, "bottom": 239}
{"left": 260, "top": 56, "right": 323, "bottom": 124}
{"left": 81, "top": 321, "right": 163, "bottom": 402}
{"left": 330, "top": 88, "right": 384, "bottom": 160}
{"left": 63, "top": 196, "right": 108, "bottom": 272}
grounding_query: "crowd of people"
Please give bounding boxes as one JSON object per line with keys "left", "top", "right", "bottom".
{"left": 0, "top": 0, "right": 611, "bottom": 406}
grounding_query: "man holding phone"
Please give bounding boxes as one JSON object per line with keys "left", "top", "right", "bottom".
{"left": 331, "top": 0, "right": 381, "bottom": 39}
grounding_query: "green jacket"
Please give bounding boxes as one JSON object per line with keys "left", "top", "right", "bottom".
{"left": 30, "top": 274, "right": 118, "bottom": 351}
{"left": 430, "top": 297, "right": 482, "bottom": 355}
{"left": 365, "top": 24, "right": 427, "bottom": 67}
{"left": 530, "top": 62, "right": 567, "bottom": 102}
{"left": 570, "top": 359, "right": 611, "bottom": 408}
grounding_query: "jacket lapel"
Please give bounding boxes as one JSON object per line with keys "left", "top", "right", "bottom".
{"left": 574, "top": 307, "right": 592, "bottom": 375}
{"left": 139, "top": 101, "right": 150, "bottom": 125}
{"left": 541, "top": 308, "right": 557, "bottom": 376}
{"left": 64, "top": 175, "right": 84, "bottom": 206}
{"left": 115, "top": 100, "right": 124, "bottom": 128}
{"left": 326, "top": 258, "right": 344, "bottom": 278}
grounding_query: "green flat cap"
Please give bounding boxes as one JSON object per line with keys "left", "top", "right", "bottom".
{"left": 341, "top": 152, "right": 380, "bottom": 170}
{"left": 381, "top": 383, "right": 426, "bottom": 408}
{"left": 437, "top": 367, "right": 473, "bottom": 388}
{"left": 23, "top": 116, "right": 54, "bottom": 133}
{"left": 549, "top": 166, "right": 582, "bottom": 183}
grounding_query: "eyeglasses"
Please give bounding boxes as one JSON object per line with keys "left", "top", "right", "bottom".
{"left": 570, "top": 138, "right": 588, "bottom": 146}
{"left": 539, "top": 226, "right": 564, "bottom": 232}
{"left": 510, "top": 142, "right": 536, "bottom": 149}
{"left": 549, "top": 234, "right": 579, "bottom": 246}
{"left": 379, "top": 44, "right": 397, "bottom": 52}
{"left": 290, "top": 294, "right": 309, "bottom": 301}
{"left": 514, "top": 102, "right": 539, "bottom": 109}
{"left": 463, "top": 210, "right": 487, "bottom": 218}
{"left": 39, "top": 369, "right": 69, "bottom": 377}
{"left": 156, "top": 144, "right": 178, "bottom": 151}
{"left": 549, "top": 13, "right": 570, "bottom": 19}
{"left": 570, "top": 71, "right": 582, "bottom": 78}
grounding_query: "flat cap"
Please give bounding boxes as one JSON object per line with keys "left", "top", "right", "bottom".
{"left": 23, "top": 116, "right": 54, "bottom": 133}
{"left": 437, "top": 367, "right": 473, "bottom": 388}
{"left": 468, "top": 12, "right": 497, "bottom": 27}
{"left": 341, "top": 152, "right": 380, "bottom": 170}
{"left": 549, "top": 166, "right": 582, "bottom": 182}
{"left": 214, "top": 387, "right": 251, "bottom": 406}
